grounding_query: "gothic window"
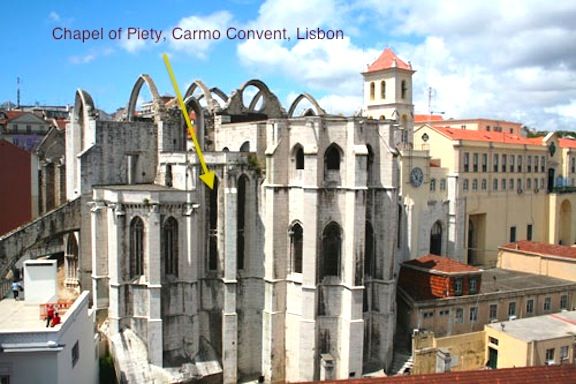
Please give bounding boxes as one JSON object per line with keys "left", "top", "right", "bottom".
{"left": 370, "top": 82, "right": 375, "bottom": 100}
{"left": 324, "top": 144, "right": 341, "bottom": 171}
{"left": 320, "top": 222, "right": 342, "bottom": 279}
{"left": 380, "top": 81, "right": 386, "bottom": 99}
{"left": 208, "top": 178, "right": 219, "bottom": 270}
{"left": 130, "top": 217, "right": 144, "bottom": 278}
{"left": 240, "top": 141, "right": 250, "bottom": 152}
{"left": 165, "top": 164, "right": 173, "bottom": 187}
{"left": 430, "top": 221, "right": 442, "bottom": 255}
{"left": 367, "top": 144, "right": 374, "bottom": 182}
{"left": 364, "top": 221, "right": 375, "bottom": 276}
{"left": 237, "top": 175, "right": 248, "bottom": 270}
{"left": 162, "top": 217, "right": 178, "bottom": 276}
{"left": 290, "top": 222, "right": 303, "bottom": 273}
{"left": 294, "top": 144, "right": 304, "bottom": 170}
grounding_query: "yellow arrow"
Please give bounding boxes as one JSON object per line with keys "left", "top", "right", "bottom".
{"left": 162, "top": 53, "right": 215, "bottom": 189}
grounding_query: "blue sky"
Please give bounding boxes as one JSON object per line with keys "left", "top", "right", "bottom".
{"left": 2, "top": 1, "right": 575, "bottom": 131}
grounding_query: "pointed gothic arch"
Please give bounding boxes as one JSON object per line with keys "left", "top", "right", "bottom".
{"left": 126, "top": 74, "right": 163, "bottom": 122}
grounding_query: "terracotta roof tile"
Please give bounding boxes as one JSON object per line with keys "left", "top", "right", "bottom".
{"left": 294, "top": 364, "right": 576, "bottom": 384}
{"left": 559, "top": 137, "right": 576, "bottom": 149}
{"left": 366, "top": 48, "right": 412, "bottom": 72}
{"left": 433, "top": 127, "right": 544, "bottom": 146}
{"left": 414, "top": 114, "right": 444, "bottom": 123}
{"left": 500, "top": 240, "right": 576, "bottom": 259}
{"left": 403, "top": 254, "right": 480, "bottom": 274}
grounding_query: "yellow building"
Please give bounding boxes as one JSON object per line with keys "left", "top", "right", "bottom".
{"left": 484, "top": 311, "right": 576, "bottom": 369}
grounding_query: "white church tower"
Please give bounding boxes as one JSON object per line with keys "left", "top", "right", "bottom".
{"left": 362, "top": 48, "right": 415, "bottom": 143}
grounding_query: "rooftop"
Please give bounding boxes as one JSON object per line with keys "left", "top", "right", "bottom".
{"left": 403, "top": 254, "right": 480, "bottom": 274}
{"left": 432, "top": 127, "right": 544, "bottom": 146}
{"left": 366, "top": 48, "right": 412, "bottom": 73}
{"left": 479, "top": 268, "right": 575, "bottom": 294}
{"left": 0, "top": 299, "right": 48, "bottom": 331}
{"left": 486, "top": 311, "right": 576, "bottom": 342}
{"left": 295, "top": 364, "right": 576, "bottom": 383}
{"left": 559, "top": 137, "right": 576, "bottom": 149}
{"left": 500, "top": 240, "right": 576, "bottom": 260}
{"left": 95, "top": 183, "right": 176, "bottom": 191}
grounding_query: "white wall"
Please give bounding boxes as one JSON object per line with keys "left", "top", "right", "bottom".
{"left": 24, "top": 260, "right": 57, "bottom": 303}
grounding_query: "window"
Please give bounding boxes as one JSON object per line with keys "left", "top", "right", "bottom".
{"left": 510, "top": 226, "right": 517, "bottom": 242}
{"left": 546, "top": 348, "right": 555, "bottom": 362}
{"left": 320, "top": 222, "right": 342, "bottom": 279}
{"left": 129, "top": 217, "right": 144, "bottom": 278}
{"left": 439, "top": 309, "right": 450, "bottom": 316}
{"left": 440, "top": 179, "right": 447, "bottom": 191}
{"left": 240, "top": 141, "right": 250, "bottom": 152}
{"left": 464, "top": 152, "right": 470, "bottom": 172}
{"left": 208, "top": 178, "right": 219, "bottom": 270}
{"left": 72, "top": 340, "right": 79, "bottom": 368}
{"left": 295, "top": 145, "right": 304, "bottom": 170}
{"left": 430, "top": 178, "right": 436, "bottom": 192}
{"left": 517, "top": 155, "right": 522, "bottom": 172}
{"left": 502, "top": 178, "right": 507, "bottom": 191}
{"left": 237, "top": 175, "right": 248, "bottom": 270}
{"left": 534, "top": 156, "right": 539, "bottom": 173}
{"left": 423, "top": 311, "right": 434, "bottom": 319}
{"left": 534, "top": 178, "right": 539, "bottom": 190}
{"left": 493, "top": 153, "right": 499, "bottom": 172}
{"left": 517, "top": 178, "right": 522, "bottom": 190}
{"left": 527, "top": 224, "right": 533, "bottom": 241}
{"left": 472, "top": 179, "right": 478, "bottom": 191}
{"left": 26, "top": 124, "right": 31, "bottom": 134}
{"left": 463, "top": 179, "right": 469, "bottom": 191}
{"left": 482, "top": 153, "right": 487, "bottom": 172}
{"left": 493, "top": 178, "right": 498, "bottom": 191}
{"left": 526, "top": 299, "right": 534, "bottom": 314}
{"left": 572, "top": 157, "right": 576, "bottom": 173}
{"left": 290, "top": 223, "right": 303, "bottom": 273}
{"left": 489, "top": 304, "right": 498, "bottom": 320}
{"left": 544, "top": 297, "right": 551, "bottom": 311}
{"left": 165, "top": 164, "right": 173, "bottom": 187}
{"left": 510, "top": 178, "right": 514, "bottom": 190}
{"left": 541, "top": 178, "right": 545, "bottom": 188}
{"left": 560, "top": 346, "right": 569, "bottom": 362}
{"left": 489, "top": 337, "right": 499, "bottom": 346}
{"left": 469, "top": 278, "right": 478, "bottom": 294}
{"left": 487, "top": 125, "right": 491, "bottom": 131}
{"left": 527, "top": 178, "right": 532, "bottom": 190}
{"left": 560, "top": 294, "right": 568, "bottom": 309}
{"left": 527, "top": 155, "right": 532, "bottom": 172}
{"left": 541, "top": 156, "right": 545, "bottom": 172}
{"left": 324, "top": 144, "right": 341, "bottom": 170}
{"left": 481, "top": 179, "right": 487, "bottom": 190}
{"left": 508, "top": 301, "right": 516, "bottom": 316}
{"left": 369, "top": 82, "right": 375, "bottom": 100}
{"left": 454, "top": 278, "right": 463, "bottom": 295}
{"left": 455, "top": 307, "right": 464, "bottom": 323}
{"left": 364, "top": 221, "right": 375, "bottom": 276}
{"left": 162, "top": 217, "right": 179, "bottom": 277}
{"left": 510, "top": 155, "right": 515, "bottom": 172}
{"left": 380, "top": 80, "right": 386, "bottom": 99}
{"left": 401, "top": 80, "right": 407, "bottom": 99}
{"left": 469, "top": 307, "right": 478, "bottom": 321}
{"left": 502, "top": 154, "right": 507, "bottom": 172}
{"left": 473, "top": 153, "right": 479, "bottom": 172}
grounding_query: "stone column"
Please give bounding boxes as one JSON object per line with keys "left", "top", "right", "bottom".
{"left": 107, "top": 203, "right": 125, "bottom": 334}
{"left": 147, "top": 203, "right": 163, "bottom": 367}
{"left": 90, "top": 201, "right": 108, "bottom": 322}
{"left": 222, "top": 174, "right": 238, "bottom": 384}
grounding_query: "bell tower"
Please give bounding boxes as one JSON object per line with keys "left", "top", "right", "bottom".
{"left": 362, "top": 48, "right": 415, "bottom": 136}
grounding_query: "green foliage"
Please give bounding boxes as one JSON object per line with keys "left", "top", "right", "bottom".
{"left": 99, "top": 353, "right": 117, "bottom": 384}
{"left": 247, "top": 154, "right": 265, "bottom": 177}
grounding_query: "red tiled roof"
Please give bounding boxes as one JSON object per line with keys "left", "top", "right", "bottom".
{"left": 414, "top": 114, "right": 444, "bottom": 123}
{"left": 433, "top": 127, "right": 545, "bottom": 146}
{"left": 559, "top": 137, "right": 576, "bottom": 149}
{"left": 294, "top": 364, "right": 576, "bottom": 384}
{"left": 500, "top": 240, "right": 576, "bottom": 260}
{"left": 366, "top": 48, "right": 412, "bottom": 72}
{"left": 403, "top": 254, "right": 480, "bottom": 274}
{"left": 5, "top": 111, "right": 25, "bottom": 120}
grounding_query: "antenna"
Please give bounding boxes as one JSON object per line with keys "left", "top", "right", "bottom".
{"left": 428, "top": 86, "right": 445, "bottom": 120}
{"left": 17, "top": 77, "right": 21, "bottom": 108}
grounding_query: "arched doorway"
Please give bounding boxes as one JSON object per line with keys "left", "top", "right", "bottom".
{"left": 430, "top": 221, "right": 442, "bottom": 255}
{"left": 560, "top": 199, "right": 572, "bottom": 245}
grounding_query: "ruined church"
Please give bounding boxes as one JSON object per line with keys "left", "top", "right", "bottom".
{"left": 0, "top": 48, "right": 415, "bottom": 383}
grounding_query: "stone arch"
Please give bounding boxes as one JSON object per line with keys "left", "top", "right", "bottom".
{"left": 126, "top": 74, "right": 163, "bottom": 122}
{"left": 183, "top": 80, "right": 216, "bottom": 113}
{"left": 209, "top": 87, "right": 229, "bottom": 107}
{"left": 73, "top": 89, "right": 97, "bottom": 151}
{"left": 240, "top": 141, "right": 250, "bottom": 152}
{"left": 292, "top": 143, "right": 305, "bottom": 170}
{"left": 287, "top": 93, "right": 326, "bottom": 118}
{"left": 65, "top": 232, "right": 79, "bottom": 287}
{"left": 162, "top": 216, "right": 179, "bottom": 277}
{"left": 289, "top": 221, "right": 304, "bottom": 273}
{"left": 320, "top": 221, "right": 343, "bottom": 281}
{"left": 560, "top": 199, "right": 572, "bottom": 245}
{"left": 324, "top": 143, "right": 343, "bottom": 171}
{"left": 224, "top": 79, "right": 285, "bottom": 118}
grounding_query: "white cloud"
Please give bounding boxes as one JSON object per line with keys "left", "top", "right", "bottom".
{"left": 69, "top": 53, "right": 96, "bottom": 64}
{"left": 120, "top": 36, "right": 147, "bottom": 53}
{"left": 168, "top": 11, "right": 234, "bottom": 59}
{"left": 48, "top": 11, "right": 60, "bottom": 22}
